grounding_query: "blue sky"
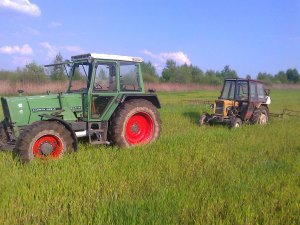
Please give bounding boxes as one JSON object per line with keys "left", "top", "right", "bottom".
{"left": 0, "top": 0, "right": 299, "bottom": 77}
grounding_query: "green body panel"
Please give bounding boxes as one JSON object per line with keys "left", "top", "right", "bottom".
{"left": 2, "top": 96, "right": 31, "bottom": 126}
{"left": 2, "top": 93, "right": 82, "bottom": 127}
{"left": 59, "top": 93, "right": 83, "bottom": 120}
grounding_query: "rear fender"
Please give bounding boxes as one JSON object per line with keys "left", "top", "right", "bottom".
{"left": 121, "top": 94, "right": 161, "bottom": 108}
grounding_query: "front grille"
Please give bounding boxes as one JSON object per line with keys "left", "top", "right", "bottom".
{"left": 215, "top": 101, "right": 224, "bottom": 115}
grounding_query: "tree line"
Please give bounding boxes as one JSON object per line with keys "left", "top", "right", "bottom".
{"left": 143, "top": 59, "right": 300, "bottom": 85}
{"left": 0, "top": 53, "right": 299, "bottom": 85}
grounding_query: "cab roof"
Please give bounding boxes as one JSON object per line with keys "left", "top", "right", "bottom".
{"left": 224, "top": 78, "right": 264, "bottom": 83}
{"left": 71, "top": 53, "right": 144, "bottom": 63}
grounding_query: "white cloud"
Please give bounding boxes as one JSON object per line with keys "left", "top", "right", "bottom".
{"left": 142, "top": 50, "right": 191, "bottom": 74}
{"left": 50, "top": 21, "right": 62, "bottom": 28}
{"left": 161, "top": 52, "right": 191, "bottom": 65}
{"left": 40, "top": 42, "right": 84, "bottom": 60}
{"left": 0, "top": 0, "right": 41, "bottom": 16}
{"left": 142, "top": 50, "right": 191, "bottom": 66}
{"left": 0, "top": 43, "right": 33, "bottom": 55}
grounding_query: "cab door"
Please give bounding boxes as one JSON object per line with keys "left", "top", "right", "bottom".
{"left": 235, "top": 80, "right": 249, "bottom": 118}
{"left": 88, "top": 61, "right": 119, "bottom": 122}
{"left": 246, "top": 82, "right": 259, "bottom": 119}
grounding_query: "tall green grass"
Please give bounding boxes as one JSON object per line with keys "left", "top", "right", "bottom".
{"left": 0, "top": 90, "right": 299, "bottom": 224}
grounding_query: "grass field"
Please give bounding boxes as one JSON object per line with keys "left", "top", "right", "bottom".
{"left": 0, "top": 90, "right": 300, "bottom": 224}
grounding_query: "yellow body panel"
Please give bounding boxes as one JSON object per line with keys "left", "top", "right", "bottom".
{"left": 214, "top": 100, "right": 238, "bottom": 117}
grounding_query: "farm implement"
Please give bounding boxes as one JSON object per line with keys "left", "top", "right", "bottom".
{"left": 0, "top": 53, "right": 161, "bottom": 163}
{"left": 269, "top": 109, "right": 300, "bottom": 118}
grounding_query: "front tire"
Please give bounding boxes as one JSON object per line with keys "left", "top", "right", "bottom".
{"left": 109, "top": 99, "right": 161, "bottom": 147}
{"left": 230, "top": 117, "right": 242, "bottom": 129}
{"left": 15, "top": 121, "right": 74, "bottom": 163}
{"left": 199, "top": 114, "right": 206, "bottom": 126}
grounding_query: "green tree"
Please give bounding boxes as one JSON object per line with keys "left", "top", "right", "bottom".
{"left": 170, "top": 64, "right": 192, "bottom": 83}
{"left": 161, "top": 60, "right": 176, "bottom": 82}
{"left": 161, "top": 60, "right": 204, "bottom": 84}
{"left": 286, "top": 68, "right": 299, "bottom": 83}
{"left": 22, "top": 61, "right": 48, "bottom": 82}
{"left": 219, "top": 65, "right": 238, "bottom": 79}
{"left": 274, "top": 71, "right": 287, "bottom": 83}
{"left": 141, "top": 61, "right": 159, "bottom": 83}
{"left": 191, "top": 66, "right": 204, "bottom": 83}
{"left": 203, "top": 70, "right": 222, "bottom": 85}
{"left": 257, "top": 72, "right": 273, "bottom": 85}
{"left": 50, "top": 53, "right": 66, "bottom": 81}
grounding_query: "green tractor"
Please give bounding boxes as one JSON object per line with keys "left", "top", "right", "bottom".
{"left": 0, "top": 53, "right": 161, "bottom": 162}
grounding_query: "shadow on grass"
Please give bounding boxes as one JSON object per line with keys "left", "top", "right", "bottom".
{"left": 183, "top": 111, "right": 231, "bottom": 129}
{"left": 183, "top": 111, "right": 200, "bottom": 125}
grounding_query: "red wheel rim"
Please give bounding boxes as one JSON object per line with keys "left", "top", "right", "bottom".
{"left": 32, "top": 135, "right": 63, "bottom": 159}
{"left": 125, "top": 112, "right": 154, "bottom": 145}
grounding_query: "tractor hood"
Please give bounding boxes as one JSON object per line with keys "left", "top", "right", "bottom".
{"left": 1, "top": 93, "right": 82, "bottom": 126}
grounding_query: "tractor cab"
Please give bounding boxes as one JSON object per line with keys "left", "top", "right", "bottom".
{"left": 200, "top": 79, "right": 271, "bottom": 128}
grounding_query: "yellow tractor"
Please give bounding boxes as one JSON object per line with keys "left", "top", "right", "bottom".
{"left": 199, "top": 79, "right": 271, "bottom": 128}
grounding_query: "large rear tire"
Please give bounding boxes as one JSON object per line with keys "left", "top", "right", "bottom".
{"left": 251, "top": 107, "right": 269, "bottom": 125}
{"left": 109, "top": 99, "right": 161, "bottom": 147}
{"left": 14, "top": 121, "right": 74, "bottom": 163}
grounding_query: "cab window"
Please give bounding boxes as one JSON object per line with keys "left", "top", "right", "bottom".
{"left": 93, "top": 62, "right": 117, "bottom": 91}
{"left": 236, "top": 81, "right": 248, "bottom": 100}
{"left": 257, "top": 83, "right": 266, "bottom": 101}
{"left": 250, "top": 82, "right": 258, "bottom": 101}
{"left": 120, "top": 62, "right": 140, "bottom": 91}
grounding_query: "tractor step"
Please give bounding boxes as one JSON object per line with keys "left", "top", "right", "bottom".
{"left": 87, "top": 122, "right": 108, "bottom": 145}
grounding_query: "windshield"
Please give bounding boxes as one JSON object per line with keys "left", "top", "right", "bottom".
{"left": 68, "top": 62, "right": 92, "bottom": 92}
{"left": 220, "top": 80, "right": 235, "bottom": 99}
